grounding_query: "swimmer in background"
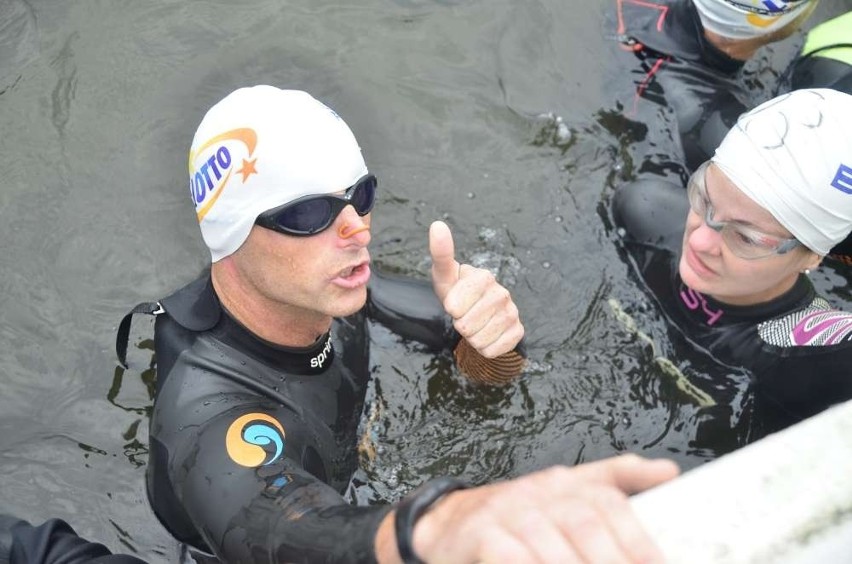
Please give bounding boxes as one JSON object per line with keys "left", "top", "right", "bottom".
{"left": 789, "top": 10, "right": 852, "bottom": 93}
{"left": 614, "top": 3, "right": 852, "bottom": 265}
{"left": 612, "top": 88, "right": 852, "bottom": 436}
{"left": 613, "top": 0, "right": 818, "bottom": 171}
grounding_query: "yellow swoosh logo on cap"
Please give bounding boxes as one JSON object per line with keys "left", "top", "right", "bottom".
{"left": 189, "top": 127, "right": 257, "bottom": 221}
{"left": 746, "top": 13, "right": 780, "bottom": 28}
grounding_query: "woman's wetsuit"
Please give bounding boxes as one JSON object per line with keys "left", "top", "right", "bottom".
{"left": 612, "top": 180, "right": 852, "bottom": 434}
{"left": 120, "top": 270, "right": 482, "bottom": 563}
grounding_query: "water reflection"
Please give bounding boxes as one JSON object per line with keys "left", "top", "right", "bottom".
{"left": 0, "top": 0, "right": 37, "bottom": 95}
{"left": 107, "top": 339, "right": 156, "bottom": 467}
{"left": 0, "top": 0, "right": 848, "bottom": 560}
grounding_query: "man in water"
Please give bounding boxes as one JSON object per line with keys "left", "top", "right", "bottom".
{"left": 118, "top": 85, "right": 678, "bottom": 562}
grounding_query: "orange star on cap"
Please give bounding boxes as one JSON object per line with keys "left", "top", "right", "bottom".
{"left": 237, "top": 158, "right": 258, "bottom": 182}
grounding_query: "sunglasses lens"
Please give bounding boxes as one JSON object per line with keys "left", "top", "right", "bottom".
{"left": 273, "top": 198, "right": 333, "bottom": 234}
{"left": 258, "top": 175, "right": 377, "bottom": 236}
{"left": 351, "top": 176, "right": 376, "bottom": 215}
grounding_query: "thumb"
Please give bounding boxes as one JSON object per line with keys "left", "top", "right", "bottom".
{"left": 429, "top": 220, "right": 460, "bottom": 301}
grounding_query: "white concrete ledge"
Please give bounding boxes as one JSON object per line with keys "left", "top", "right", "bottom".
{"left": 631, "top": 400, "right": 852, "bottom": 563}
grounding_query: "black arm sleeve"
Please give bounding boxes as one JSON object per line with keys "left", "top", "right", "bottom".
{"left": 752, "top": 346, "right": 852, "bottom": 434}
{"left": 366, "top": 269, "right": 455, "bottom": 350}
{"left": 161, "top": 400, "right": 389, "bottom": 563}
{"left": 0, "top": 514, "right": 146, "bottom": 564}
{"left": 365, "top": 268, "right": 528, "bottom": 384}
{"left": 612, "top": 178, "right": 689, "bottom": 255}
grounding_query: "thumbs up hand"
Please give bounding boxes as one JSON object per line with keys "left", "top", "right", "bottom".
{"left": 429, "top": 221, "right": 524, "bottom": 358}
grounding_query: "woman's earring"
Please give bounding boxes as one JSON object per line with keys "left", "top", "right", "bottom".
{"left": 804, "top": 268, "right": 811, "bottom": 275}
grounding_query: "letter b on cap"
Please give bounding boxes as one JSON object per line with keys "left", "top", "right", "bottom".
{"left": 831, "top": 164, "right": 852, "bottom": 195}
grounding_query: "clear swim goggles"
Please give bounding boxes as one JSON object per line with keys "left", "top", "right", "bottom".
{"left": 686, "top": 162, "right": 801, "bottom": 260}
{"left": 255, "top": 174, "right": 377, "bottom": 237}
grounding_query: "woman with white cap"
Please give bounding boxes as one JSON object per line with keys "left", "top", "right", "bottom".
{"left": 612, "top": 88, "right": 852, "bottom": 433}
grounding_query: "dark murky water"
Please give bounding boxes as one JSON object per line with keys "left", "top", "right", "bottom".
{"left": 0, "top": 1, "right": 849, "bottom": 561}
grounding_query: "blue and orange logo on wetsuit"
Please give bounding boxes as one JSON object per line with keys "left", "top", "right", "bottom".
{"left": 226, "top": 412, "right": 286, "bottom": 467}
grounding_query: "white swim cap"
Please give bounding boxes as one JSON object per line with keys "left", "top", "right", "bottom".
{"left": 692, "top": 0, "right": 814, "bottom": 40}
{"left": 713, "top": 89, "right": 852, "bottom": 256}
{"left": 188, "top": 86, "right": 368, "bottom": 262}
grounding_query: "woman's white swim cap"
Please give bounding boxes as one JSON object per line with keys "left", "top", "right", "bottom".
{"left": 188, "top": 85, "right": 368, "bottom": 262}
{"left": 692, "top": 0, "right": 814, "bottom": 40}
{"left": 713, "top": 88, "right": 852, "bottom": 256}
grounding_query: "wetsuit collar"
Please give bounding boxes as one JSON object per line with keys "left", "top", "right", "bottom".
{"left": 679, "top": 273, "right": 815, "bottom": 324}
{"left": 160, "top": 272, "right": 221, "bottom": 331}
{"left": 161, "top": 271, "right": 335, "bottom": 374}
{"left": 213, "top": 309, "right": 335, "bottom": 374}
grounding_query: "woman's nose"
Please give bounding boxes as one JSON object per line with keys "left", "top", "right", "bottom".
{"left": 687, "top": 210, "right": 723, "bottom": 254}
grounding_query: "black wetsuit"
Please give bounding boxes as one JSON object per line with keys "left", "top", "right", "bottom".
{"left": 612, "top": 179, "right": 852, "bottom": 433}
{"left": 0, "top": 514, "right": 146, "bottom": 564}
{"left": 615, "top": 0, "right": 747, "bottom": 172}
{"left": 128, "top": 271, "right": 462, "bottom": 563}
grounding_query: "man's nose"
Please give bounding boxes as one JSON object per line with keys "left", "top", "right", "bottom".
{"left": 335, "top": 205, "right": 371, "bottom": 245}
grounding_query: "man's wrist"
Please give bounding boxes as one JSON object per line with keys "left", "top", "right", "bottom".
{"left": 375, "top": 512, "right": 401, "bottom": 564}
{"left": 393, "top": 477, "right": 469, "bottom": 564}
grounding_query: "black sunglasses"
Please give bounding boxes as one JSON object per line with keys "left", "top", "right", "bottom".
{"left": 255, "top": 174, "right": 377, "bottom": 237}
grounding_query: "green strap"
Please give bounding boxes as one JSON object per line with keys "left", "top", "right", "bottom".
{"left": 801, "top": 12, "right": 852, "bottom": 66}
